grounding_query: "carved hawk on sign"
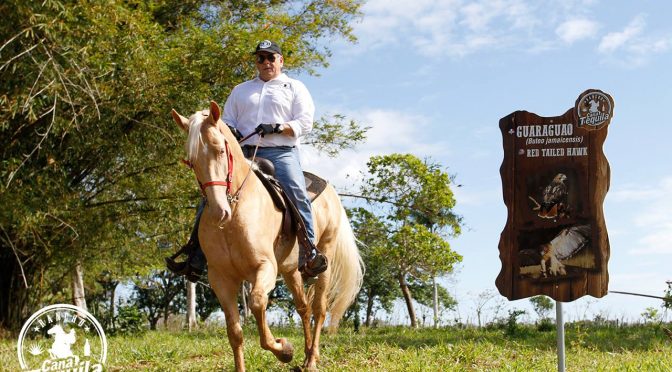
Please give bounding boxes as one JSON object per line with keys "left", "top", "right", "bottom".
{"left": 540, "top": 225, "right": 591, "bottom": 277}
{"left": 529, "top": 173, "right": 569, "bottom": 219}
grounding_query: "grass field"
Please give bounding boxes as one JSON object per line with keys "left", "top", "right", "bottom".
{"left": 1, "top": 323, "right": 671, "bottom": 371}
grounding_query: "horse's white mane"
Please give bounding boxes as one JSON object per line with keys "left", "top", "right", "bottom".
{"left": 186, "top": 110, "right": 209, "bottom": 162}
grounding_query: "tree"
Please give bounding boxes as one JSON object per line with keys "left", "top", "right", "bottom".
{"left": 473, "top": 290, "right": 496, "bottom": 328}
{"left": 663, "top": 281, "right": 672, "bottom": 313}
{"left": 388, "top": 224, "right": 461, "bottom": 327}
{"left": 358, "top": 154, "right": 463, "bottom": 328}
{"left": 348, "top": 207, "right": 399, "bottom": 327}
{"left": 90, "top": 272, "right": 120, "bottom": 333}
{"left": 407, "top": 279, "right": 457, "bottom": 323}
{"left": 304, "top": 115, "right": 369, "bottom": 158}
{"left": 196, "top": 282, "right": 222, "bottom": 323}
{"left": 267, "top": 281, "right": 297, "bottom": 325}
{"left": 134, "top": 271, "right": 185, "bottom": 330}
{"left": 0, "top": 0, "right": 363, "bottom": 330}
{"left": 641, "top": 307, "right": 660, "bottom": 324}
{"left": 530, "top": 295, "right": 554, "bottom": 321}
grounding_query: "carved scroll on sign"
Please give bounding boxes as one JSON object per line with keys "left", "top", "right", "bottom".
{"left": 496, "top": 90, "right": 614, "bottom": 302}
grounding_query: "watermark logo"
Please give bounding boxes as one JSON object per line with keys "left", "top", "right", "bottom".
{"left": 575, "top": 89, "right": 614, "bottom": 129}
{"left": 17, "top": 304, "right": 107, "bottom": 372}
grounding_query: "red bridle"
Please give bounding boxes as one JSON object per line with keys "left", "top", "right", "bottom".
{"left": 182, "top": 140, "right": 234, "bottom": 201}
{"left": 183, "top": 133, "right": 259, "bottom": 204}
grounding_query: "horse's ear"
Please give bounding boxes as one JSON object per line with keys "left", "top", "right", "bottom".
{"left": 171, "top": 109, "right": 189, "bottom": 132}
{"left": 209, "top": 101, "right": 221, "bottom": 123}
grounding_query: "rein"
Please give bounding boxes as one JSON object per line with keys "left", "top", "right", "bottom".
{"left": 183, "top": 131, "right": 261, "bottom": 204}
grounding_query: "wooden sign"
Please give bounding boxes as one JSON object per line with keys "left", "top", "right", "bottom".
{"left": 496, "top": 90, "right": 615, "bottom": 302}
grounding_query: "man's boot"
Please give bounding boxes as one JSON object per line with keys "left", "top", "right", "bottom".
{"left": 165, "top": 240, "right": 207, "bottom": 283}
{"left": 184, "top": 248, "right": 206, "bottom": 283}
{"left": 299, "top": 240, "right": 328, "bottom": 280}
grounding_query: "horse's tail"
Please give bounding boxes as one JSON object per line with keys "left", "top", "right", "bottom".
{"left": 323, "top": 207, "right": 364, "bottom": 330}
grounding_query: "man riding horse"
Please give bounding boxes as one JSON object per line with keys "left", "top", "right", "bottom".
{"left": 167, "top": 40, "right": 328, "bottom": 281}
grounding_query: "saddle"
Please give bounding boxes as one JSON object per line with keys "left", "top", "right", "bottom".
{"left": 252, "top": 157, "right": 328, "bottom": 240}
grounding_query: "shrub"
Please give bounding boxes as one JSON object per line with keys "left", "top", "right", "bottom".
{"left": 505, "top": 309, "right": 526, "bottom": 336}
{"left": 537, "top": 317, "right": 554, "bottom": 332}
{"left": 115, "top": 303, "right": 146, "bottom": 335}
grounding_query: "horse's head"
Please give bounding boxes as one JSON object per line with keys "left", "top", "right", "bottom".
{"left": 47, "top": 325, "right": 63, "bottom": 336}
{"left": 47, "top": 325, "right": 76, "bottom": 343}
{"left": 172, "top": 101, "right": 239, "bottom": 227}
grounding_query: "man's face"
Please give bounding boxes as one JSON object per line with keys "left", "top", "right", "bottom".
{"left": 255, "top": 52, "right": 283, "bottom": 81}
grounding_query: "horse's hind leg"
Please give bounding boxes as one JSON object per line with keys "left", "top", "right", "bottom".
{"left": 249, "top": 262, "right": 294, "bottom": 363}
{"left": 210, "top": 276, "right": 245, "bottom": 372}
{"left": 283, "top": 270, "right": 313, "bottom": 357}
{"left": 304, "top": 270, "right": 331, "bottom": 371}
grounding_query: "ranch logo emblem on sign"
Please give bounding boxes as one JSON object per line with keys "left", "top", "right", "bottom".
{"left": 576, "top": 90, "right": 614, "bottom": 129}
{"left": 17, "top": 304, "right": 107, "bottom": 372}
{"left": 496, "top": 89, "right": 614, "bottom": 302}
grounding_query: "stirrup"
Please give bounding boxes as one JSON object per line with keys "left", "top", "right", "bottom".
{"left": 185, "top": 269, "right": 205, "bottom": 283}
{"left": 300, "top": 252, "right": 328, "bottom": 278}
{"left": 165, "top": 241, "right": 205, "bottom": 278}
{"left": 165, "top": 257, "right": 190, "bottom": 275}
{"left": 166, "top": 256, "right": 205, "bottom": 282}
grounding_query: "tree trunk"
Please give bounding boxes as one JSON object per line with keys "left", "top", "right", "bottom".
{"left": 432, "top": 276, "right": 438, "bottom": 328}
{"left": 71, "top": 261, "right": 87, "bottom": 311}
{"left": 109, "top": 283, "right": 116, "bottom": 332}
{"left": 353, "top": 297, "right": 360, "bottom": 333}
{"left": 365, "top": 288, "right": 375, "bottom": 327}
{"left": 163, "top": 303, "right": 170, "bottom": 328}
{"left": 149, "top": 316, "right": 159, "bottom": 330}
{"left": 186, "top": 281, "right": 197, "bottom": 331}
{"left": 398, "top": 274, "right": 417, "bottom": 328}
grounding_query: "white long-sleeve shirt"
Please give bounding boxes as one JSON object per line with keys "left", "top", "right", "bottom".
{"left": 223, "top": 73, "right": 315, "bottom": 147}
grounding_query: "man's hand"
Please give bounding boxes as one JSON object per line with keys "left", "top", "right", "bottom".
{"left": 255, "top": 123, "right": 283, "bottom": 136}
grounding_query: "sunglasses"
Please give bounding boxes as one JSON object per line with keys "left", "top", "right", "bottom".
{"left": 256, "top": 54, "right": 277, "bottom": 63}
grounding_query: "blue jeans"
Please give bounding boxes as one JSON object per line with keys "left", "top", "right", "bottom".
{"left": 243, "top": 146, "right": 316, "bottom": 243}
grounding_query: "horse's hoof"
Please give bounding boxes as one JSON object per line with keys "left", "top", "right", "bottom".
{"left": 290, "top": 366, "right": 303, "bottom": 372}
{"left": 302, "top": 364, "right": 318, "bottom": 372}
{"left": 275, "top": 338, "right": 294, "bottom": 363}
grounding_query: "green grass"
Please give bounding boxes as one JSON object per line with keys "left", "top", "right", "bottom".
{"left": 1, "top": 324, "right": 670, "bottom": 371}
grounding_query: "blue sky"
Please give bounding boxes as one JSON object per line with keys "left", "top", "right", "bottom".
{"left": 295, "top": 0, "right": 672, "bottom": 323}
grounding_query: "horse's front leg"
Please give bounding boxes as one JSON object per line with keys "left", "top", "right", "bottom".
{"left": 209, "top": 274, "right": 245, "bottom": 372}
{"left": 249, "top": 261, "right": 294, "bottom": 363}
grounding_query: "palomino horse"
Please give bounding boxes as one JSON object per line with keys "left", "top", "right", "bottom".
{"left": 171, "top": 101, "right": 363, "bottom": 371}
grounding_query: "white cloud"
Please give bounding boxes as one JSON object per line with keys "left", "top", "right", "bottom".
{"left": 346, "top": 1, "right": 672, "bottom": 63}
{"left": 595, "top": 14, "right": 672, "bottom": 66}
{"left": 351, "top": 0, "right": 537, "bottom": 57}
{"left": 556, "top": 19, "right": 600, "bottom": 44}
{"left": 625, "top": 176, "right": 672, "bottom": 255}
{"left": 300, "top": 108, "right": 449, "bottom": 191}
{"left": 598, "top": 15, "right": 646, "bottom": 53}
{"left": 609, "top": 184, "right": 661, "bottom": 202}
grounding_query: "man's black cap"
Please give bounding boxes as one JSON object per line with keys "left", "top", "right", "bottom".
{"left": 254, "top": 40, "right": 282, "bottom": 55}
